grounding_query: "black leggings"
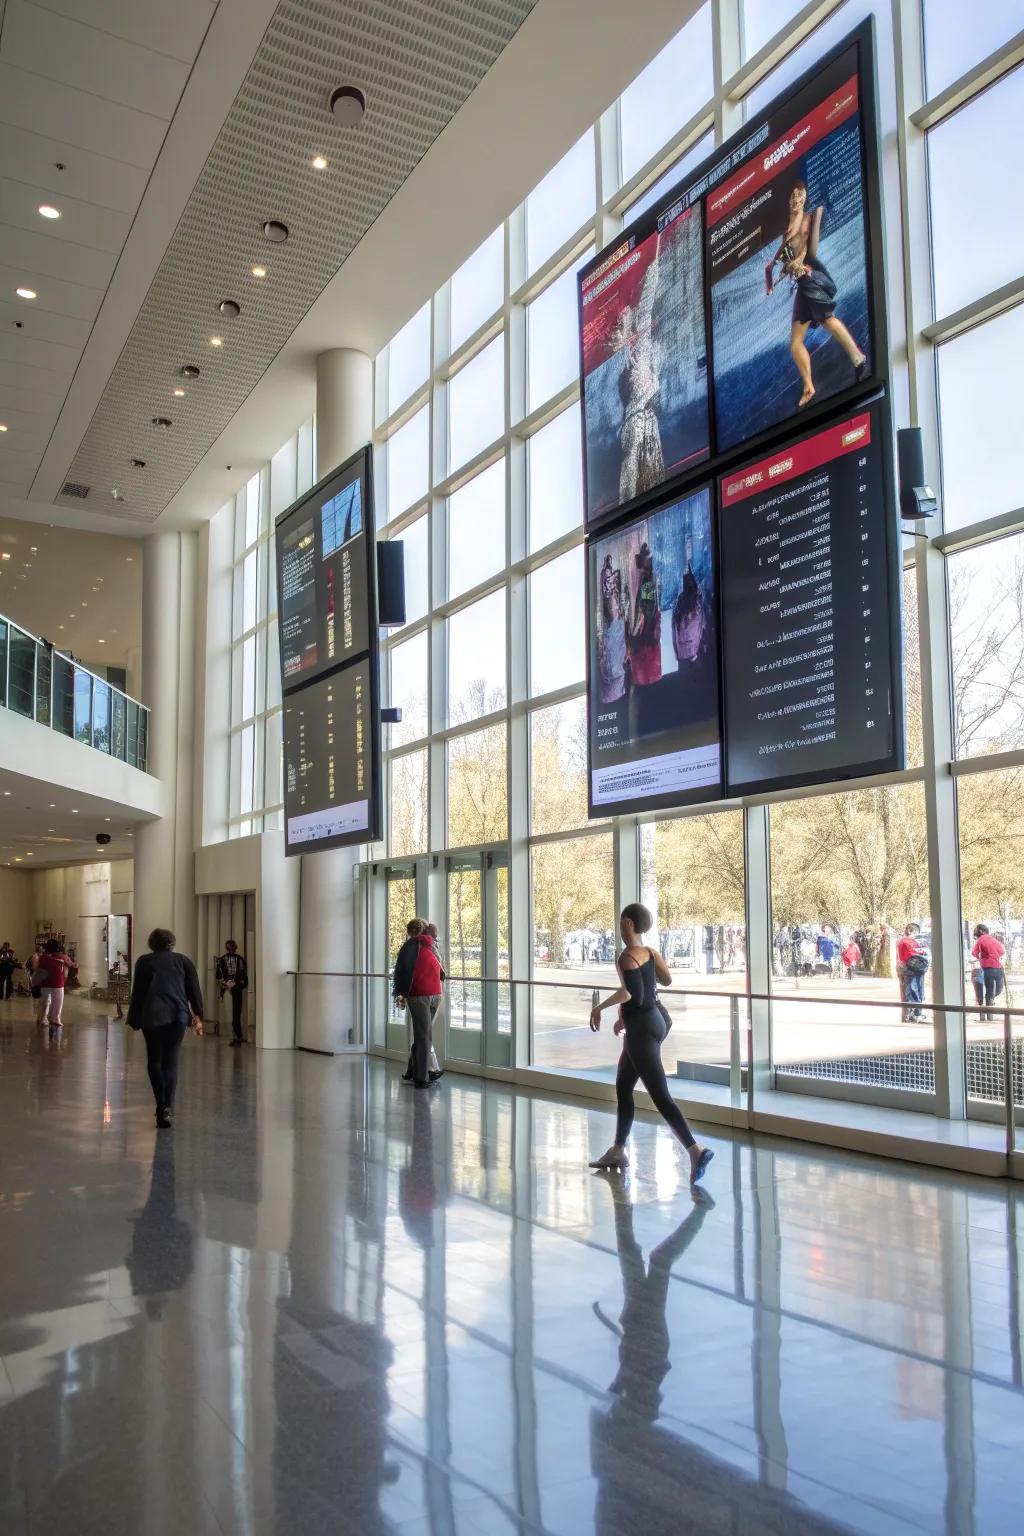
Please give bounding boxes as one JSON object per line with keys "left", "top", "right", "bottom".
{"left": 615, "top": 1009, "right": 695, "bottom": 1149}
{"left": 144, "top": 1023, "right": 186, "bottom": 1113}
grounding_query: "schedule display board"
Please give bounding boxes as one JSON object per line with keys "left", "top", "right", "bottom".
{"left": 275, "top": 445, "right": 382, "bottom": 855}
{"left": 587, "top": 483, "right": 721, "bottom": 817}
{"left": 276, "top": 449, "right": 372, "bottom": 689}
{"left": 283, "top": 661, "right": 380, "bottom": 853}
{"left": 718, "top": 400, "right": 902, "bottom": 797}
{"left": 577, "top": 18, "right": 885, "bottom": 532}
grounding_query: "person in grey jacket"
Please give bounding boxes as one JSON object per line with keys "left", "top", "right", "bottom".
{"left": 128, "top": 928, "right": 205, "bottom": 1128}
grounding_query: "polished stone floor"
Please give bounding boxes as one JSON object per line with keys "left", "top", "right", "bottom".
{"left": 0, "top": 998, "right": 1021, "bottom": 1535}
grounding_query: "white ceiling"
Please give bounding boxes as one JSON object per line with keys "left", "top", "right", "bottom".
{"left": 0, "top": 761, "right": 150, "bottom": 869}
{"left": 0, "top": 514, "right": 140, "bottom": 670}
{"left": 0, "top": 0, "right": 698, "bottom": 537}
{"left": 0, "top": 0, "right": 219, "bottom": 505}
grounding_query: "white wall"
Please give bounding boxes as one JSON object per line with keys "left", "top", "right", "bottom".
{"left": 0, "top": 709, "right": 165, "bottom": 820}
{"left": 29, "top": 859, "right": 134, "bottom": 988}
{"left": 0, "top": 867, "right": 33, "bottom": 961}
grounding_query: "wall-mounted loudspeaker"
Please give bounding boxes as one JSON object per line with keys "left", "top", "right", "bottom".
{"left": 896, "top": 427, "right": 938, "bottom": 520}
{"left": 377, "top": 540, "right": 406, "bottom": 626}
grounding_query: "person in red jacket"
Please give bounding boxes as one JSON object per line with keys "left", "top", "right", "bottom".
{"left": 896, "top": 923, "right": 928, "bottom": 1023}
{"left": 841, "top": 937, "right": 861, "bottom": 980}
{"left": 37, "top": 938, "right": 74, "bottom": 1027}
{"left": 394, "top": 930, "right": 443, "bottom": 1089}
{"left": 970, "top": 924, "right": 1006, "bottom": 1015}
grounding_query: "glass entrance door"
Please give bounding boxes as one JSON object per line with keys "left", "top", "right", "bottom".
{"left": 444, "top": 847, "right": 510, "bottom": 1069}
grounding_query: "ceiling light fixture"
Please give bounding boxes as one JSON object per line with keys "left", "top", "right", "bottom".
{"left": 311, "top": 154, "right": 328, "bottom": 170}
{"left": 180, "top": 364, "right": 200, "bottom": 379}
{"left": 209, "top": 336, "right": 223, "bottom": 347}
{"left": 0, "top": 424, "right": 7, "bottom": 433}
{"left": 251, "top": 265, "right": 267, "bottom": 278}
{"left": 173, "top": 387, "right": 185, "bottom": 398}
{"left": 329, "top": 84, "right": 367, "bottom": 125}
{"left": 218, "top": 299, "right": 240, "bottom": 318}
{"left": 38, "top": 205, "right": 60, "bottom": 220}
{"left": 16, "top": 287, "right": 37, "bottom": 300}
{"left": 262, "top": 219, "right": 289, "bottom": 243}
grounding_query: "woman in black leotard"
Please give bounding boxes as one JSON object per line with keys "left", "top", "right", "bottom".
{"left": 588, "top": 903, "right": 713, "bottom": 1183}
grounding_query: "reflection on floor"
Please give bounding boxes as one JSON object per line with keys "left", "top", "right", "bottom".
{"left": 0, "top": 997, "right": 1021, "bottom": 1534}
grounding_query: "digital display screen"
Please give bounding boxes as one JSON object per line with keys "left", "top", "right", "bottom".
{"left": 719, "top": 403, "right": 900, "bottom": 796}
{"left": 283, "top": 661, "right": 381, "bottom": 854}
{"left": 276, "top": 453, "right": 371, "bottom": 690}
{"left": 705, "top": 44, "right": 872, "bottom": 453}
{"left": 579, "top": 196, "right": 709, "bottom": 525}
{"left": 588, "top": 483, "right": 721, "bottom": 815}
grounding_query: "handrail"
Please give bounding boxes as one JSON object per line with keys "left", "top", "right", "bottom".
{"left": 285, "top": 967, "right": 1024, "bottom": 1017}
{"left": 1, "top": 608, "right": 147, "bottom": 711}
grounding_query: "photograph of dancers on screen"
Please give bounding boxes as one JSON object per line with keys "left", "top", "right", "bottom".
{"left": 763, "top": 179, "right": 868, "bottom": 410}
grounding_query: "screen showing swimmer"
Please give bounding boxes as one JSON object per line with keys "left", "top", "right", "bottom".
{"left": 705, "top": 39, "right": 876, "bottom": 452}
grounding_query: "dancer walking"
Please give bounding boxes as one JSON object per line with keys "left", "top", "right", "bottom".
{"left": 589, "top": 903, "right": 713, "bottom": 1182}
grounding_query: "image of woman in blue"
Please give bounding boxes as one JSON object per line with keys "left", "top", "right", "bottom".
{"left": 764, "top": 179, "right": 868, "bottom": 409}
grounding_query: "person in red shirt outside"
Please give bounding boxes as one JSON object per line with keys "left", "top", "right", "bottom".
{"left": 394, "top": 928, "right": 444, "bottom": 1089}
{"left": 896, "top": 923, "right": 928, "bottom": 1023}
{"left": 841, "top": 937, "right": 861, "bottom": 980}
{"left": 36, "top": 937, "right": 74, "bottom": 1027}
{"left": 970, "top": 924, "right": 1006, "bottom": 1015}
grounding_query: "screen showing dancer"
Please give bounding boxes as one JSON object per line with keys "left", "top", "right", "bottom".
{"left": 588, "top": 484, "right": 721, "bottom": 815}
{"left": 579, "top": 194, "right": 709, "bottom": 526}
{"left": 705, "top": 42, "right": 873, "bottom": 453}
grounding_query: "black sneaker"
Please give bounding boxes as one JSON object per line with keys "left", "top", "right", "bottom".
{"left": 156, "top": 1109, "right": 172, "bottom": 1129}
{"left": 428, "top": 1070, "right": 444, "bottom": 1082}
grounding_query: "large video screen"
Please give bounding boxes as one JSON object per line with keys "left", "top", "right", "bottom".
{"left": 706, "top": 41, "right": 874, "bottom": 453}
{"left": 588, "top": 483, "right": 721, "bottom": 816}
{"left": 719, "top": 400, "right": 902, "bottom": 797}
{"left": 283, "top": 660, "right": 381, "bottom": 855}
{"left": 579, "top": 196, "right": 709, "bottom": 525}
{"left": 276, "top": 448, "right": 373, "bottom": 692}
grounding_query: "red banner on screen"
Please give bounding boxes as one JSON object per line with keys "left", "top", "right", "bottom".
{"left": 720, "top": 412, "right": 873, "bottom": 505}
{"left": 707, "top": 74, "right": 860, "bottom": 229}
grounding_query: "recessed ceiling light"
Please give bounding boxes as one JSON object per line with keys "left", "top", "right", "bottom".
{"left": 29, "top": 546, "right": 37, "bottom": 553}
{"left": 0, "top": 552, "right": 10, "bottom": 560}
{"left": 16, "top": 287, "right": 37, "bottom": 300}
{"left": 49, "top": 803, "right": 56, "bottom": 808}
{"left": 125, "top": 556, "right": 133, "bottom": 563}
{"left": 251, "top": 265, "right": 267, "bottom": 278}
{"left": 25, "top": 852, "right": 33, "bottom": 857}
{"left": 173, "top": 387, "right": 185, "bottom": 398}
{"left": 262, "top": 219, "right": 289, "bottom": 243}
{"left": 0, "top": 424, "right": 7, "bottom": 432}
{"left": 97, "top": 638, "right": 105, "bottom": 645}
{"left": 209, "top": 336, "right": 223, "bottom": 347}
{"left": 2, "top": 791, "right": 9, "bottom": 796}
{"left": 58, "top": 624, "right": 64, "bottom": 630}
{"left": 105, "top": 818, "right": 111, "bottom": 822}
{"left": 311, "top": 155, "right": 328, "bottom": 171}
{"left": 38, "top": 205, "right": 60, "bottom": 220}
{"left": 14, "top": 858, "right": 21, "bottom": 863}
{"left": 218, "top": 299, "right": 240, "bottom": 318}
{"left": 71, "top": 809, "right": 78, "bottom": 814}
{"left": 329, "top": 84, "right": 367, "bottom": 126}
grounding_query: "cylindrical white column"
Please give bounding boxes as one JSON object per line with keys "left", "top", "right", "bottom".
{"left": 134, "top": 531, "right": 198, "bottom": 962}
{"left": 296, "top": 349, "right": 373, "bottom": 1052}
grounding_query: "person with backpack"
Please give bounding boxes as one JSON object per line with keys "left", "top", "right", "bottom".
{"left": 896, "top": 923, "right": 928, "bottom": 1023}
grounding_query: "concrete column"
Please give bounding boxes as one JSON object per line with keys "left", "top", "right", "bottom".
{"left": 296, "top": 349, "right": 373, "bottom": 1051}
{"left": 134, "top": 531, "right": 198, "bottom": 956}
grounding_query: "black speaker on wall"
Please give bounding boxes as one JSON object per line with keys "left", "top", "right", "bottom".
{"left": 377, "top": 540, "right": 406, "bottom": 626}
{"left": 896, "top": 427, "right": 938, "bottom": 521}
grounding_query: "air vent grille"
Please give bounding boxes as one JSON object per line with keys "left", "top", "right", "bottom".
{"left": 59, "top": 482, "right": 91, "bottom": 499}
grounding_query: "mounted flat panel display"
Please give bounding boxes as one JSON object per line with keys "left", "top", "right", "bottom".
{"left": 587, "top": 482, "right": 721, "bottom": 817}
{"left": 579, "top": 195, "right": 709, "bottom": 525}
{"left": 275, "top": 447, "right": 375, "bottom": 691}
{"left": 705, "top": 36, "right": 877, "bottom": 454}
{"left": 719, "top": 398, "right": 903, "bottom": 797}
{"left": 577, "top": 19, "right": 885, "bottom": 530}
{"left": 283, "top": 660, "right": 381, "bottom": 854}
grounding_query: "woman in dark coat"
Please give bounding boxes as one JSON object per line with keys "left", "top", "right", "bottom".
{"left": 128, "top": 929, "right": 204, "bottom": 1128}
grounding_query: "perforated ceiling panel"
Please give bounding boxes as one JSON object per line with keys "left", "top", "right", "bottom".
{"left": 60, "top": 0, "right": 537, "bottom": 523}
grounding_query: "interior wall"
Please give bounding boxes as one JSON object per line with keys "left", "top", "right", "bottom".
{"left": 28, "top": 859, "right": 135, "bottom": 987}
{"left": 0, "top": 868, "right": 34, "bottom": 961}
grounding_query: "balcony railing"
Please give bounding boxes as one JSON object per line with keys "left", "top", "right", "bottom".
{"left": 0, "top": 612, "right": 149, "bottom": 772}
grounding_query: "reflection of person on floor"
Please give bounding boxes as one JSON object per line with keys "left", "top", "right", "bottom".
{"left": 399, "top": 1091, "right": 440, "bottom": 1249}
{"left": 590, "top": 1180, "right": 713, "bottom": 1532}
{"left": 628, "top": 544, "right": 662, "bottom": 687}
{"left": 611, "top": 247, "right": 665, "bottom": 503}
{"left": 764, "top": 180, "right": 867, "bottom": 409}
{"left": 124, "top": 1135, "right": 193, "bottom": 1317}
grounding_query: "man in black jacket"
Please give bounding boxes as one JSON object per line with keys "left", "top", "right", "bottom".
{"left": 127, "top": 928, "right": 205, "bottom": 1128}
{"left": 215, "top": 940, "right": 249, "bottom": 1046}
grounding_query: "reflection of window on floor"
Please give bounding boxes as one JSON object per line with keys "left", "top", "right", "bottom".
{"left": 957, "top": 766, "right": 1024, "bottom": 1111}
{"left": 769, "top": 784, "right": 934, "bottom": 1095}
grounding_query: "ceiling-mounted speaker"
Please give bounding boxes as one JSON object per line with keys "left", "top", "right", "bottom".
{"left": 330, "top": 84, "right": 366, "bottom": 126}
{"left": 896, "top": 427, "right": 938, "bottom": 520}
{"left": 377, "top": 540, "right": 406, "bottom": 627}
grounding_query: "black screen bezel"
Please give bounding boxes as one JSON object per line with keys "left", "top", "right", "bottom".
{"left": 718, "top": 391, "right": 905, "bottom": 800}
{"left": 275, "top": 444, "right": 383, "bottom": 855}
{"left": 577, "top": 15, "right": 888, "bottom": 538}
